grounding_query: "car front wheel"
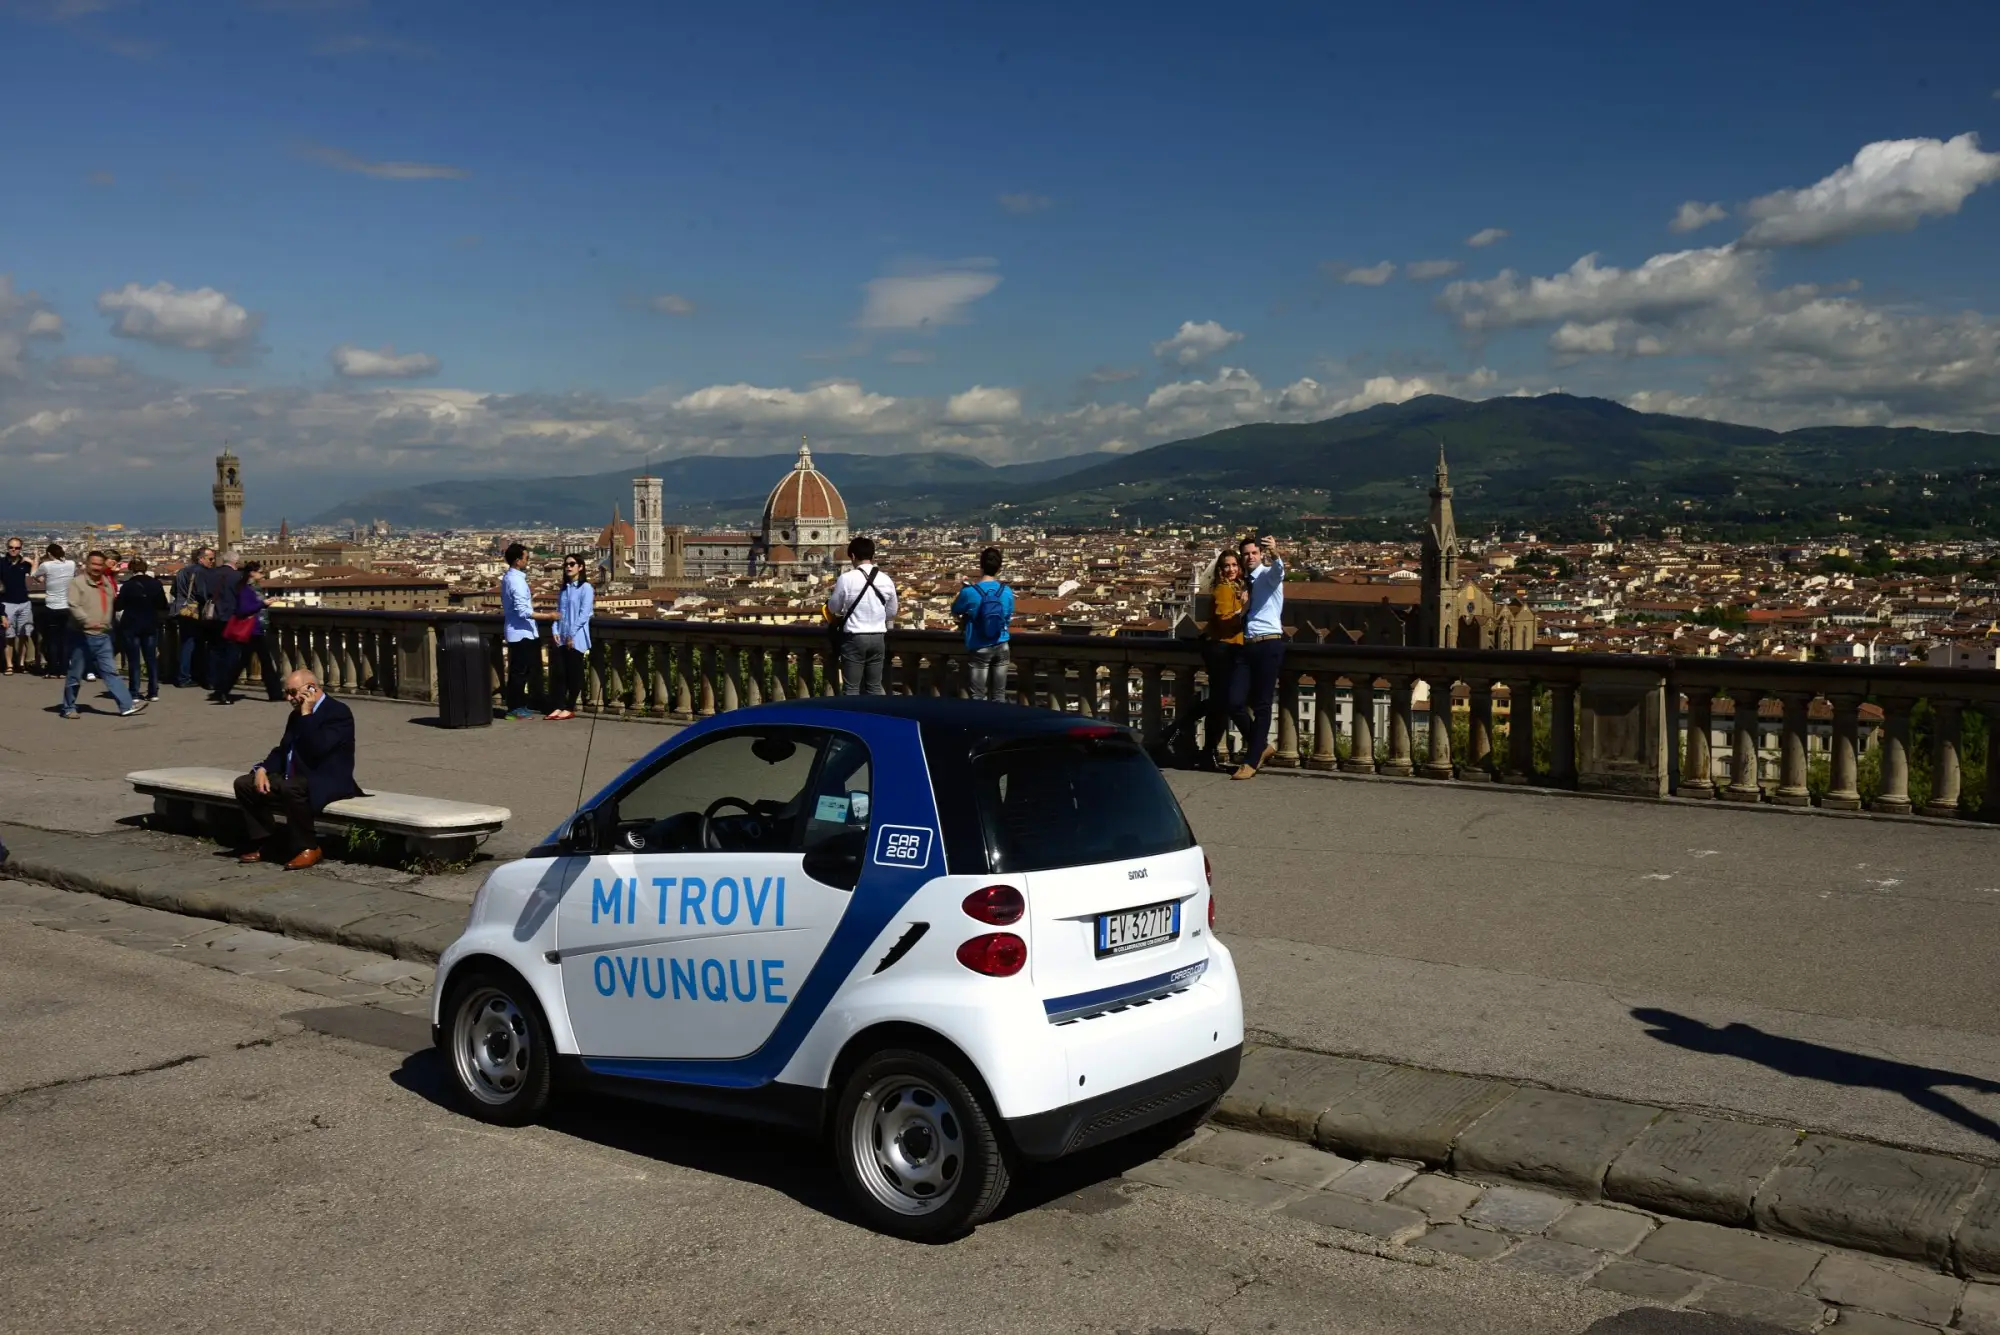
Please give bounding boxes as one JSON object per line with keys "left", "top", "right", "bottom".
{"left": 444, "top": 968, "right": 554, "bottom": 1126}
{"left": 834, "top": 1047, "right": 1011, "bottom": 1241}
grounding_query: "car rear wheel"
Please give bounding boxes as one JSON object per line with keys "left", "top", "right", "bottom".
{"left": 444, "top": 968, "right": 554, "bottom": 1126}
{"left": 834, "top": 1047, "right": 1010, "bottom": 1241}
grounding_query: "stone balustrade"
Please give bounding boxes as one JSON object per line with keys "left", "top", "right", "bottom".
{"left": 23, "top": 601, "right": 1997, "bottom": 821}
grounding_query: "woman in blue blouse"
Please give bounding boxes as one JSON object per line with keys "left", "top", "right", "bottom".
{"left": 547, "top": 554, "right": 593, "bottom": 720}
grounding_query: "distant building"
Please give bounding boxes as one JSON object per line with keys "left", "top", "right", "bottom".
{"left": 680, "top": 437, "right": 850, "bottom": 581}
{"left": 213, "top": 451, "right": 244, "bottom": 554}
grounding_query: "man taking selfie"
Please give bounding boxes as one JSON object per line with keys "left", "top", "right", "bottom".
{"left": 232, "top": 668, "right": 363, "bottom": 870}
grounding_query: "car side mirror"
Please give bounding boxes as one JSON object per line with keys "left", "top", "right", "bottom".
{"left": 803, "top": 829, "right": 866, "bottom": 892}
{"left": 562, "top": 806, "right": 612, "bottom": 854}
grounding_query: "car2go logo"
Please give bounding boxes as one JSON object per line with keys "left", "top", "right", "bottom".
{"left": 872, "top": 824, "right": 933, "bottom": 870}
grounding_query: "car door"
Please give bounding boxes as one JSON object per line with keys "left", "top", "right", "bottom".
{"left": 556, "top": 724, "right": 873, "bottom": 1062}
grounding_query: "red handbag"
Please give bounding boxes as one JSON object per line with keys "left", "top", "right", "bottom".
{"left": 222, "top": 614, "right": 257, "bottom": 644}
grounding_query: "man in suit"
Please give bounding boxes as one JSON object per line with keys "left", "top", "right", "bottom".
{"left": 233, "top": 668, "right": 363, "bottom": 869}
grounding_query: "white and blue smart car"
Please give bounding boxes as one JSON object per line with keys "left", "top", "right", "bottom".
{"left": 432, "top": 697, "right": 1243, "bottom": 1239}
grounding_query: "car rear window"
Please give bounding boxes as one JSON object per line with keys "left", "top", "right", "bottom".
{"left": 971, "top": 734, "right": 1194, "bottom": 873}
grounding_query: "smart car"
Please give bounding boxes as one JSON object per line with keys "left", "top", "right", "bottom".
{"left": 431, "top": 696, "right": 1243, "bottom": 1240}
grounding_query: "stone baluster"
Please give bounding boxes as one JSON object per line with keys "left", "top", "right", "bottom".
{"left": 1306, "top": 676, "right": 1337, "bottom": 771}
{"left": 1874, "top": 698, "right": 1913, "bottom": 814}
{"left": 1171, "top": 665, "right": 1199, "bottom": 768}
{"left": 1109, "top": 664, "right": 1133, "bottom": 727}
{"left": 584, "top": 643, "right": 605, "bottom": 712}
{"left": 1421, "top": 676, "right": 1455, "bottom": 780}
{"left": 1271, "top": 671, "right": 1301, "bottom": 768}
{"left": 1502, "top": 681, "right": 1536, "bottom": 783}
{"left": 1342, "top": 677, "right": 1376, "bottom": 774}
{"left": 362, "top": 629, "right": 382, "bottom": 693}
{"left": 1984, "top": 710, "right": 2000, "bottom": 823}
{"left": 745, "top": 647, "right": 767, "bottom": 707}
{"left": 669, "top": 643, "right": 693, "bottom": 718}
{"left": 649, "top": 645, "right": 670, "bottom": 716}
{"left": 1079, "top": 662, "right": 1100, "bottom": 718}
{"left": 1774, "top": 691, "right": 1813, "bottom": 807}
{"left": 1045, "top": 660, "right": 1068, "bottom": 713}
{"left": 1381, "top": 677, "right": 1415, "bottom": 777}
{"left": 1923, "top": 699, "right": 1964, "bottom": 818}
{"left": 1463, "top": 679, "right": 1494, "bottom": 781}
{"left": 1548, "top": 682, "right": 1577, "bottom": 787}
{"left": 1823, "top": 693, "right": 1862, "bottom": 811}
{"left": 1139, "top": 664, "right": 1164, "bottom": 749}
{"left": 608, "top": 643, "right": 631, "bottom": 715}
{"left": 1679, "top": 687, "right": 1716, "bottom": 798}
{"left": 1722, "top": 689, "right": 1764, "bottom": 802}
{"left": 720, "top": 646, "right": 742, "bottom": 713}
{"left": 696, "top": 645, "right": 717, "bottom": 717}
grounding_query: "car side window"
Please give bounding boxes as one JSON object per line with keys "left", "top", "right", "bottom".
{"left": 611, "top": 728, "right": 823, "bottom": 854}
{"left": 803, "top": 733, "right": 871, "bottom": 852}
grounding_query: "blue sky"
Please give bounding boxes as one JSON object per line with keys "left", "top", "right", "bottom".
{"left": 3, "top": 0, "right": 1999, "bottom": 522}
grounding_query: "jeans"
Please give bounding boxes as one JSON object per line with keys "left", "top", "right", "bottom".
{"left": 39, "top": 607, "right": 70, "bottom": 675}
{"left": 839, "top": 632, "right": 886, "bottom": 695}
{"left": 1200, "top": 639, "right": 1240, "bottom": 759}
{"left": 1227, "top": 638, "right": 1285, "bottom": 766}
{"left": 62, "top": 632, "right": 135, "bottom": 715}
{"left": 217, "top": 633, "right": 281, "bottom": 701}
{"left": 124, "top": 631, "right": 161, "bottom": 699}
{"left": 555, "top": 644, "right": 587, "bottom": 711}
{"left": 964, "top": 643, "right": 1010, "bottom": 701}
{"left": 176, "top": 618, "right": 200, "bottom": 685}
{"left": 504, "top": 639, "right": 539, "bottom": 712}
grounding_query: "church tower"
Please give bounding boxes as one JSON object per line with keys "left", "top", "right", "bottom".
{"left": 1420, "top": 444, "right": 1459, "bottom": 647}
{"left": 632, "top": 473, "right": 664, "bottom": 579}
{"left": 213, "top": 451, "right": 245, "bottom": 554}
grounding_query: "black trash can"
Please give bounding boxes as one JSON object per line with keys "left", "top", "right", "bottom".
{"left": 436, "top": 621, "right": 494, "bottom": 728}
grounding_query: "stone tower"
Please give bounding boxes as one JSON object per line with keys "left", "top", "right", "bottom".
{"left": 632, "top": 473, "right": 664, "bottom": 579}
{"left": 213, "top": 451, "right": 245, "bottom": 554}
{"left": 1420, "top": 443, "right": 1459, "bottom": 647}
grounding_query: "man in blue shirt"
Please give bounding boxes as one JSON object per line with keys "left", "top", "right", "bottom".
{"left": 950, "top": 546, "right": 1015, "bottom": 701}
{"left": 1230, "top": 534, "right": 1285, "bottom": 780}
{"left": 500, "top": 542, "right": 540, "bottom": 719}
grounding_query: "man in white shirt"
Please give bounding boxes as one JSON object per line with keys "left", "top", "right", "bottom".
{"left": 35, "top": 542, "right": 76, "bottom": 679}
{"left": 825, "top": 536, "right": 898, "bottom": 695}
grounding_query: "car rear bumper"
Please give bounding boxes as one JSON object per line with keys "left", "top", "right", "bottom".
{"left": 1003, "top": 1044, "right": 1241, "bottom": 1161}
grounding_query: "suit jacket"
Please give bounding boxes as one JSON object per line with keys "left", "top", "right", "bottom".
{"left": 259, "top": 695, "right": 364, "bottom": 812}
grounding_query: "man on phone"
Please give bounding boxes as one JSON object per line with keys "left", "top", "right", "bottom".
{"left": 1230, "top": 533, "right": 1286, "bottom": 780}
{"left": 231, "top": 668, "right": 363, "bottom": 869}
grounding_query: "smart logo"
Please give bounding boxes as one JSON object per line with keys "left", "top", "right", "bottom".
{"left": 872, "top": 824, "right": 933, "bottom": 870}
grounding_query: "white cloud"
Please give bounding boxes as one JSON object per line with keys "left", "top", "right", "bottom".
{"left": 672, "top": 379, "right": 905, "bottom": 428}
{"left": 1325, "top": 261, "right": 1395, "bottom": 286}
{"left": 25, "top": 309, "right": 63, "bottom": 338}
{"left": 944, "top": 385, "right": 1022, "bottom": 423}
{"left": 1151, "top": 319, "right": 1245, "bottom": 367}
{"left": 330, "top": 344, "right": 442, "bottom": 379}
{"left": 1440, "top": 245, "right": 1760, "bottom": 332}
{"left": 856, "top": 260, "right": 1000, "bottom": 330}
{"left": 1668, "top": 200, "right": 1728, "bottom": 233}
{"left": 1087, "top": 365, "right": 1139, "bottom": 383}
{"left": 96, "top": 281, "right": 261, "bottom": 357}
{"left": 296, "top": 141, "right": 470, "bottom": 181}
{"left": 1405, "top": 259, "right": 1463, "bottom": 281}
{"left": 1466, "top": 227, "right": 1509, "bottom": 248}
{"left": 1741, "top": 133, "right": 2000, "bottom": 247}
{"left": 51, "top": 353, "right": 121, "bottom": 377}
{"left": 996, "top": 191, "right": 1052, "bottom": 215}
{"left": 649, "top": 293, "right": 697, "bottom": 316}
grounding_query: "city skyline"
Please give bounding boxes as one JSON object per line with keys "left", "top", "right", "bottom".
{"left": 2, "top": 1, "right": 1999, "bottom": 522}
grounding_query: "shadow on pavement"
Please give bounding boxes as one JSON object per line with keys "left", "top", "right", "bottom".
{"left": 1584, "top": 1309, "right": 1794, "bottom": 1333}
{"left": 1633, "top": 1006, "right": 2000, "bottom": 1144}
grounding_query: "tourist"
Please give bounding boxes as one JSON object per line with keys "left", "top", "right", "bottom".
{"left": 1228, "top": 533, "right": 1285, "bottom": 780}
{"left": 826, "top": 536, "right": 897, "bottom": 696}
{"left": 202, "top": 549, "right": 241, "bottom": 696}
{"left": 1203, "top": 549, "right": 1249, "bottom": 770}
{"left": 1, "top": 537, "right": 31, "bottom": 676}
{"left": 215, "top": 561, "right": 281, "bottom": 705}
{"left": 231, "top": 668, "right": 362, "bottom": 871}
{"left": 548, "top": 553, "right": 593, "bottom": 721}
{"left": 114, "top": 556, "right": 169, "bottom": 702}
{"left": 59, "top": 551, "right": 144, "bottom": 719}
{"left": 951, "top": 546, "right": 1014, "bottom": 702}
{"left": 171, "top": 547, "right": 214, "bottom": 687}
{"left": 500, "top": 541, "right": 540, "bottom": 719}
{"left": 35, "top": 542, "right": 75, "bottom": 678}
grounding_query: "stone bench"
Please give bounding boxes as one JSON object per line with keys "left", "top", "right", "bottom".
{"left": 128, "top": 766, "right": 510, "bottom": 863}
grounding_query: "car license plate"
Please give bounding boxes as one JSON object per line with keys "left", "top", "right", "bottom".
{"left": 1095, "top": 900, "right": 1181, "bottom": 958}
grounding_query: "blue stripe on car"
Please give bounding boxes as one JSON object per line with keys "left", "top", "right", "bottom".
{"left": 1042, "top": 959, "right": 1209, "bottom": 1024}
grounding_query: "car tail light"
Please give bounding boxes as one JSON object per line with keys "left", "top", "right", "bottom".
{"left": 956, "top": 933, "right": 1027, "bottom": 977}
{"left": 1203, "top": 852, "right": 1212, "bottom": 887}
{"left": 1209, "top": 890, "right": 1217, "bottom": 930}
{"left": 1068, "top": 724, "right": 1120, "bottom": 739}
{"left": 962, "top": 885, "right": 1025, "bottom": 925}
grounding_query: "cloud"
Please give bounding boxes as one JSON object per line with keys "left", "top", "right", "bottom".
{"left": 1324, "top": 260, "right": 1396, "bottom": 286}
{"left": 25, "top": 309, "right": 62, "bottom": 339}
{"left": 1669, "top": 200, "right": 1728, "bottom": 233}
{"left": 649, "top": 293, "right": 697, "bottom": 317}
{"left": 1440, "top": 245, "right": 1761, "bottom": 332}
{"left": 330, "top": 344, "right": 441, "bottom": 379}
{"left": 1087, "top": 365, "right": 1139, "bottom": 383}
{"left": 672, "top": 379, "right": 906, "bottom": 428}
{"left": 1405, "top": 259, "right": 1463, "bottom": 281}
{"left": 1740, "top": 133, "right": 2000, "bottom": 247}
{"left": 96, "top": 281, "right": 261, "bottom": 357}
{"left": 50, "top": 353, "right": 121, "bottom": 377}
{"left": 296, "top": 141, "right": 470, "bottom": 181}
{"left": 1151, "top": 319, "right": 1245, "bottom": 367}
{"left": 996, "top": 191, "right": 1052, "bottom": 215}
{"left": 1466, "top": 227, "right": 1509, "bottom": 248}
{"left": 856, "top": 259, "right": 1000, "bottom": 330}
{"left": 945, "top": 385, "right": 1022, "bottom": 423}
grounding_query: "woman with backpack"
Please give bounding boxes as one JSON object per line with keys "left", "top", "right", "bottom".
{"left": 951, "top": 546, "right": 1015, "bottom": 702}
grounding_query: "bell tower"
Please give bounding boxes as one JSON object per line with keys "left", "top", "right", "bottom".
{"left": 213, "top": 451, "right": 245, "bottom": 553}
{"left": 1420, "top": 443, "right": 1459, "bottom": 647}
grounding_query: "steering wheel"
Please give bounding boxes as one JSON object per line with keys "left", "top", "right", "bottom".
{"left": 701, "top": 796, "right": 761, "bottom": 851}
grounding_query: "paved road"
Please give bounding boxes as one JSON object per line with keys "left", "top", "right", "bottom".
{"left": 8, "top": 676, "right": 2000, "bottom": 1158}
{"left": 0, "top": 912, "right": 1732, "bottom": 1335}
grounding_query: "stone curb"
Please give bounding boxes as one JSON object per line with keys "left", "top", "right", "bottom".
{"left": 0, "top": 822, "right": 464, "bottom": 966}
{"left": 1218, "top": 1041, "right": 2000, "bottom": 1285}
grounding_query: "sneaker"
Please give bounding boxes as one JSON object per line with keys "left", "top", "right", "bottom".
{"left": 59, "top": 710, "right": 78, "bottom": 720}
{"left": 86, "top": 672, "right": 97, "bottom": 682}
{"left": 121, "top": 700, "right": 149, "bottom": 717}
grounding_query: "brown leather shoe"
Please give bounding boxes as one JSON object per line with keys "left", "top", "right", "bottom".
{"left": 236, "top": 850, "right": 263, "bottom": 864}
{"left": 285, "top": 847, "right": 324, "bottom": 871}
{"left": 1231, "top": 763, "right": 1259, "bottom": 780}
{"left": 1258, "top": 744, "right": 1278, "bottom": 768}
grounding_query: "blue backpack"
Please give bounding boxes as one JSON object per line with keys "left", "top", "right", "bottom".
{"left": 973, "top": 582, "right": 1010, "bottom": 641}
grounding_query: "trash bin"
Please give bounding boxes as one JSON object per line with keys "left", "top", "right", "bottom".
{"left": 435, "top": 621, "right": 494, "bottom": 728}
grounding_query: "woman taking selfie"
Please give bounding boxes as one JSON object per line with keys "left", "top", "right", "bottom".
{"left": 547, "top": 554, "right": 593, "bottom": 721}
{"left": 1200, "top": 549, "right": 1248, "bottom": 770}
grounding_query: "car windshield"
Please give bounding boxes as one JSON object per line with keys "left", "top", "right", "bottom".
{"left": 971, "top": 734, "right": 1192, "bottom": 873}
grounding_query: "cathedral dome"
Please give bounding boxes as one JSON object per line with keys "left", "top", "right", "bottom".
{"left": 763, "top": 437, "right": 847, "bottom": 529}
